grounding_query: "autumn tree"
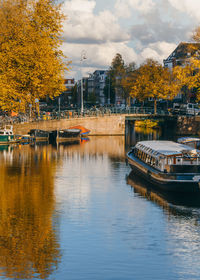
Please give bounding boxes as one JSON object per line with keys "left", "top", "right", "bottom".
{"left": 129, "top": 59, "right": 181, "bottom": 114}
{"left": 0, "top": 0, "right": 69, "bottom": 113}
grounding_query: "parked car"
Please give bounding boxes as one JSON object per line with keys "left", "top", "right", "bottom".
{"left": 185, "top": 103, "right": 200, "bottom": 115}
{"left": 171, "top": 103, "right": 200, "bottom": 115}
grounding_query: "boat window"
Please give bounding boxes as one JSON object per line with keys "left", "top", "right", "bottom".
{"left": 143, "top": 152, "right": 147, "bottom": 161}
{"left": 134, "top": 149, "right": 138, "bottom": 157}
{"left": 6, "top": 132, "right": 9, "bottom": 135}
{"left": 0, "top": 132, "right": 4, "bottom": 135}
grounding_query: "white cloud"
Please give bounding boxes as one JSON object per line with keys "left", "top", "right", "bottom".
{"left": 62, "top": 41, "right": 138, "bottom": 78}
{"left": 139, "top": 41, "right": 177, "bottom": 62}
{"left": 62, "top": 0, "right": 130, "bottom": 43}
{"left": 62, "top": 0, "right": 199, "bottom": 79}
{"left": 168, "top": 0, "right": 200, "bottom": 21}
{"left": 115, "top": 0, "right": 155, "bottom": 18}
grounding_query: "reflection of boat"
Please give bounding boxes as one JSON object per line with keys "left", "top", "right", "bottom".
{"left": 49, "top": 129, "right": 81, "bottom": 143}
{"left": 68, "top": 125, "right": 90, "bottom": 136}
{"left": 0, "top": 125, "right": 17, "bottom": 144}
{"left": 0, "top": 144, "right": 10, "bottom": 151}
{"left": 127, "top": 171, "right": 200, "bottom": 209}
{"left": 16, "top": 134, "right": 33, "bottom": 143}
{"left": 177, "top": 137, "right": 200, "bottom": 149}
{"left": 127, "top": 140, "right": 200, "bottom": 192}
{"left": 80, "top": 137, "right": 90, "bottom": 143}
{"left": 28, "top": 129, "right": 49, "bottom": 141}
{"left": 51, "top": 139, "right": 81, "bottom": 149}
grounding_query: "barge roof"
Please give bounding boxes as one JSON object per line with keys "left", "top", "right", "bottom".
{"left": 136, "top": 141, "right": 200, "bottom": 157}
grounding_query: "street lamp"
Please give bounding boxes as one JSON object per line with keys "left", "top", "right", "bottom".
{"left": 80, "top": 50, "right": 87, "bottom": 113}
{"left": 108, "top": 73, "right": 111, "bottom": 105}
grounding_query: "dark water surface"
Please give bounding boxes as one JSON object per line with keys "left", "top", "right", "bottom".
{"left": 0, "top": 131, "right": 200, "bottom": 279}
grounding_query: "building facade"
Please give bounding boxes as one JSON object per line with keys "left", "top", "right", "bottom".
{"left": 164, "top": 42, "right": 200, "bottom": 102}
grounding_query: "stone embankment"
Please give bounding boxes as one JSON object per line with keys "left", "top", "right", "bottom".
{"left": 13, "top": 115, "right": 126, "bottom": 136}
{"left": 13, "top": 115, "right": 200, "bottom": 136}
{"left": 176, "top": 116, "right": 200, "bottom": 136}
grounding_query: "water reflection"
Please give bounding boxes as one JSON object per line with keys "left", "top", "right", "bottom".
{"left": 125, "top": 125, "right": 161, "bottom": 150}
{"left": 0, "top": 144, "right": 61, "bottom": 279}
{"left": 2, "top": 132, "right": 200, "bottom": 280}
{"left": 127, "top": 171, "right": 200, "bottom": 214}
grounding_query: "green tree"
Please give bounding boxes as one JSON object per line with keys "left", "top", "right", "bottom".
{"left": 103, "top": 75, "right": 115, "bottom": 104}
{"left": 106, "top": 53, "right": 126, "bottom": 104}
{"left": 0, "top": 0, "right": 69, "bottom": 113}
{"left": 87, "top": 90, "right": 97, "bottom": 106}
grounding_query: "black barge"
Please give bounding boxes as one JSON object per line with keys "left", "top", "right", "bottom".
{"left": 127, "top": 141, "right": 200, "bottom": 192}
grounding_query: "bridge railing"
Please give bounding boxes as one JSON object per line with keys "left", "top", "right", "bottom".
{"left": 0, "top": 107, "right": 171, "bottom": 125}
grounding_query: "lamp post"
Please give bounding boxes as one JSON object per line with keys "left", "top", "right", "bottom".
{"left": 80, "top": 50, "right": 87, "bottom": 114}
{"left": 108, "top": 73, "right": 111, "bottom": 105}
{"left": 35, "top": 98, "right": 39, "bottom": 119}
{"left": 58, "top": 97, "right": 61, "bottom": 119}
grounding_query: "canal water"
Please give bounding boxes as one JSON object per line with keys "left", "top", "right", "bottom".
{"left": 0, "top": 127, "right": 200, "bottom": 280}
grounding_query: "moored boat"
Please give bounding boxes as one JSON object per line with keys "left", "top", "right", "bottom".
{"left": 127, "top": 140, "right": 200, "bottom": 192}
{"left": 49, "top": 129, "right": 81, "bottom": 143}
{"left": 68, "top": 125, "right": 90, "bottom": 136}
{"left": 0, "top": 125, "right": 17, "bottom": 144}
{"left": 177, "top": 137, "right": 200, "bottom": 149}
{"left": 28, "top": 129, "right": 49, "bottom": 141}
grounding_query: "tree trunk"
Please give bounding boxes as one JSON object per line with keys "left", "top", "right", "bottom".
{"left": 154, "top": 98, "right": 157, "bottom": 114}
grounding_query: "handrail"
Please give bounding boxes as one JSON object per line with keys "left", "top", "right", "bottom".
{"left": 0, "top": 107, "right": 179, "bottom": 125}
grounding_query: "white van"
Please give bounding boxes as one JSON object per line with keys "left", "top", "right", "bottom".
{"left": 184, "top": 103, "right": 200, "bottom": 115}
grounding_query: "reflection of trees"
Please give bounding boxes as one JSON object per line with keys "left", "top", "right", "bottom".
{"left": 0, "top": 145, "right": 61, "bottom": 279}
{"left": 125, "top": 123, "right": 162, "bottom": 149}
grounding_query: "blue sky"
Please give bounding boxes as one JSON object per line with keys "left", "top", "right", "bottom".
{"left": 61, "top": 0, "right": 200, "bottom": 79}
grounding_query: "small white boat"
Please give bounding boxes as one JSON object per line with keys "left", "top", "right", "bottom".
{"left": 127, "top": 140, "right": 200, "bottom": 192}
{"left": 177, "top": 137, "right": 200, "bottom": 149}
{"left": 0, "top": 125, "right": 16, "bottom": 144}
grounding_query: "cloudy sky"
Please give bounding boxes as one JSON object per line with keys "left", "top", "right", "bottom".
{"left": 61, "top": 0, "right": 200, "bottom": 79}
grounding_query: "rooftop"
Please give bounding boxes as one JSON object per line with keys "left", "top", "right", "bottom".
{"left": 136, "top": 140, "right": 200, "bottom": 157}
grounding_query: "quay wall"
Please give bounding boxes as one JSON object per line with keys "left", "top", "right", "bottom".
{"left": 13, "top": 115, "right": 126, "bottom": 136}
{"left": 176, "top": 116, "right": 200, "bottom": 136}
{"left": 13, "top": 115, "right": 200, "bottom": 136}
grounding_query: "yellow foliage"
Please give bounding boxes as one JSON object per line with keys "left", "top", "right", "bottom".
{"left": 135, "top": 120, "right": 159, "bottom": 128}
{"left": 123, "top": 59, "right": 182, "bottom": 113}
{"left": 129, "top": 59, "right": 180, "bottom": 101}
{"left": 0, "top": 0, "right": 69, "bottom": 112}
{"left": 0, "top": 145, "right": 61, "bottom": 279}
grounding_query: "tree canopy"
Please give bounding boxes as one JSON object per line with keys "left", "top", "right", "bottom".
{"left": 0, "top": 0, "right": 69, "bottom": 113}
{"left": 127, "top": 59, "right": 181, "bottom": 113}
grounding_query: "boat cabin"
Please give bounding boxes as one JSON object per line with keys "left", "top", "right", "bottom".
{"left": 133, "top": 141, "right": 200, "bottom": 173}
{"left": 0, "top": 125, "right": 13, "bottom": 135}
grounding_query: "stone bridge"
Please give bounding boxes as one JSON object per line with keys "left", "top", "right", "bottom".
{"left": 13, "top": 114, "right": 180, "bottom": 136}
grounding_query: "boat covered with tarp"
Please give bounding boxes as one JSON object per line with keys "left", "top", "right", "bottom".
{"left": 28, "top": 129, "right": 49, "bottom": 141}
{"left": 68, "top": 125, "right": 90, "bottom": 136}
{"left": 49, "top": 129, "right": 81, "bottom": 143}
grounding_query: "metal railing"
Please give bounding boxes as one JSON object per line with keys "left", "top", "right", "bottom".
{"left": 0, "top": 107, "right": 175, "bottom": 126}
